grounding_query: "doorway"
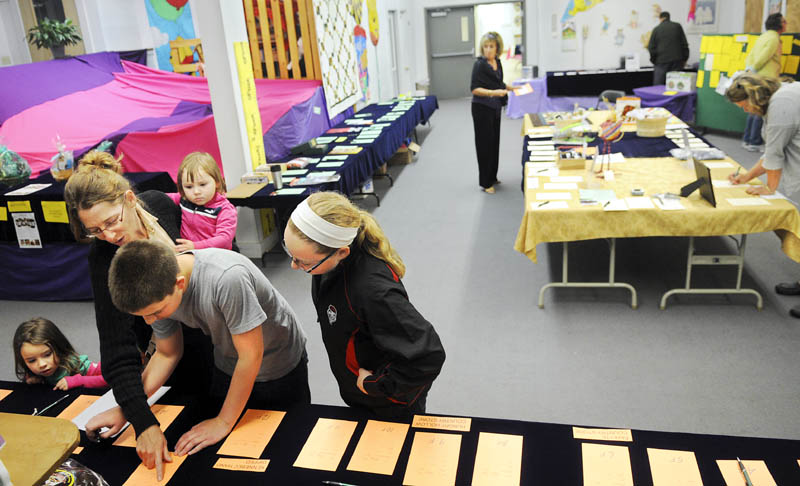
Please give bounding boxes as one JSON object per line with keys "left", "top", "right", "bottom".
{"left": 17, "top": 0, "right": 85, "bottom": 62}
{"left": 426, "top": 6, "right": 475, "bottom": 100}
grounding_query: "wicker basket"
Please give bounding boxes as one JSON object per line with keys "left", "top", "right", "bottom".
{"left": 636, "top": 117, "right": 669, "bottom": 137}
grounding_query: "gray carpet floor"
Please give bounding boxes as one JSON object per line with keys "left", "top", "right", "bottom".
{"left": 4, "top": 98, "right": 800, "bottom": 440}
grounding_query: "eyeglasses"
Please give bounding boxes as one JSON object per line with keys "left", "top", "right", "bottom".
{"left": 84, "top": 203, "right": 125, "bottom": 237}
{"left": 281, "top": 239, "right": 336, "bottom": 273}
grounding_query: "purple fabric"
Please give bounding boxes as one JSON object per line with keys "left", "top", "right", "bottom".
{"left": 507, "top": 77, "right": 597, "bottom": 119}
{"left": 263, "top": 87, "right": 354, "bottom": 161}
{"left": 633, "top": 85, "right": 696, "bottom": 122}
{"left": 0, "top": 243, "right": 92, "bottom": 300}
{"left": 0, "top": 52, "right": 125, "bottom": 125}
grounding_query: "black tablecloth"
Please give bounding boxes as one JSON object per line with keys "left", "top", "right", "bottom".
{"left": 0, "top": 171, "right": 176, "bottom": 243}
{"left": 229, "top": 97, "right": 438, "bottom": 212}
{"left": 3, "top": 380, "right": 800, "bottom": 485}
{"left": 546, "top": 69, "right": 655, "bottom": 96}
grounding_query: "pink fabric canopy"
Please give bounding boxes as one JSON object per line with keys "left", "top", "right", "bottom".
{"left": 0, "top": 57, "right": 325, "bottom": 181}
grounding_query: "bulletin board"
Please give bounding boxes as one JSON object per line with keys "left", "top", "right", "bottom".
{"left": 695, "top": 31, "right": 800, "bottom": 132}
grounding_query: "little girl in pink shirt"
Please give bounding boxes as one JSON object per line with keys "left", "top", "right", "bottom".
{"left": 167, "top": 152, "right": 238, "bottom": 251}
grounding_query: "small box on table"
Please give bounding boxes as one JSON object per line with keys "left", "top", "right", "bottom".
{"left": 666, "top": 72, "right": 697, "bottom": 92}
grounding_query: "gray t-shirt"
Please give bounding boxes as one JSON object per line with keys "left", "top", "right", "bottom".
{"left": 763, "top": 82, "right": 800, "bottom": 197}
{"left": 152, "top": 249, "right": 307, "bottom": 381}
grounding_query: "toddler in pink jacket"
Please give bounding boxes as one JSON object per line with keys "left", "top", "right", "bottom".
{"left": 167, "top": 152, "right": 238, "bottom": 251}
{"left": 14, "top": 318, "right": 108, "bottom": 390}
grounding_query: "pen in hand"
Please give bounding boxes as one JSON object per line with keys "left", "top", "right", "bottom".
{"left": 736, "top": 457, "right": 754, "bottom": 486}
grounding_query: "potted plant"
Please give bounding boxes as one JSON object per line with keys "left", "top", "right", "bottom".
{"left": 26, "top": 18, "right": 82, "bottom": 59}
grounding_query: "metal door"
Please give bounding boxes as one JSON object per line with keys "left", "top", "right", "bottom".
{"left": 427, "top": 6, "right": 475, "bottom": 100}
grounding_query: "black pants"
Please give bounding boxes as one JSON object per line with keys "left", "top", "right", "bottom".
{"left": 471, "top": 102, "right": 502, "bottom": 189}
{"left": 653, "top": 61, "right": 684, "bottom": 85}
{"left": 210, "top": 351, "right": 311, "bottom": 411}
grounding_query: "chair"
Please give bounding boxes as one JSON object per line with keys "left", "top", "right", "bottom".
{"left": 169, "top": 38, "right": 204, "bottom": 76}
{"left": 595, "top": 89, "right": 625, "bottom": 109}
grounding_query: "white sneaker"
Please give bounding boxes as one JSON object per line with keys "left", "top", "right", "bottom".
{"left": 744, "top": 144, "right": 760, "bottom": 152}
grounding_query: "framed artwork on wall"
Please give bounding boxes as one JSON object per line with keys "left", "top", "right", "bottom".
{"left": 687, "top": 0, "right": 719, "bottom": 33}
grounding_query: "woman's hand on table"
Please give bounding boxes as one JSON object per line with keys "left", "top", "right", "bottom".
{"left": 174, "top": 416, "right": 233, "bottom": 456}
{"left": 746, "top": 185, "right": 775, "bottom": 196}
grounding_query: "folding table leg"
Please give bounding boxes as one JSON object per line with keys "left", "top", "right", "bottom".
{"left": 538, "top": 238, "right": 638, "bottom": 309}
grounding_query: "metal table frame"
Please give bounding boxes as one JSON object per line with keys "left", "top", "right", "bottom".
{"left": 539, "top": 238, "right": 638, "bottom": 309}
{"left": 660, "top": 234, "right": 763, "bottom": 310}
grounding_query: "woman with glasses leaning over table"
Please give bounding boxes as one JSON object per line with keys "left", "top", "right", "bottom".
{"left": 64, "top": 150, "right": 213, "bottom": 478}
{"left": 471, "top": 31, "right": 515, "bottom": 194}
{"left": 725, "top": 73, "right": 800, "bottom": 316}
{"left": 283, "top": 192, "right": 446, "bottom": 419}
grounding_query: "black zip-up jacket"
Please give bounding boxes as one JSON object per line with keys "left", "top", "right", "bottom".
{"left": 88, "top": 190, "right": 180, "bottom": 435}
{"left": 311, "top": 247, "right": 445, "bottom": 417}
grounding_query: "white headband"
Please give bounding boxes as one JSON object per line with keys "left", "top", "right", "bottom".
{"left": 291, "top": 198, "right": 358, "bottom": 248}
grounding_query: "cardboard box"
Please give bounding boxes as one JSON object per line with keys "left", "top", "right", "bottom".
{"left": 387, "top": 147, "right": 413, "bottom": 165}
{"left": 666, "top": 71, "right": 697, "bottom": 92}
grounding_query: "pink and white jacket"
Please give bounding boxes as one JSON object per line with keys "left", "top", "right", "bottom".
{"left": 166, "top": 192, "right": 238, "bottom": 250}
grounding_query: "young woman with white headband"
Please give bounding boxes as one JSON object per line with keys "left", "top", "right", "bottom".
{"left": 283, "top": 192, "right": 446, "bottom": 418}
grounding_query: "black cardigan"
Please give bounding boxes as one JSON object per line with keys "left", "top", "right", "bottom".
{"left": 470, "top": 56, "right": 507, "bottom": 110}
{"left": 88, "top": 190, "right": 181, "bottom": 435}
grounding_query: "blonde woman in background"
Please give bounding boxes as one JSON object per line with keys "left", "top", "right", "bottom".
{"left": 470, "top": 31, "right": 515, "bottom": 194}
{"left": 726, "top": 73, "right": 800, "bottom": 315}
{"left": 283, "top": 192, "right": 445, "bottom": 419}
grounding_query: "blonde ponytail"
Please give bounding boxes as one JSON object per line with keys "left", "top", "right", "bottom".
{"left": 288, "top": 192, "right": 406, "bottom": 277}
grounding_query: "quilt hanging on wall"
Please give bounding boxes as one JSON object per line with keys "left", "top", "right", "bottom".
{"left": 313, "top": 0, "right": 361, "bottom": 117}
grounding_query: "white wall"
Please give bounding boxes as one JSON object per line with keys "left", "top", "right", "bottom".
{"left": 0, "top": 0, "right": 30, "bottom": 66}
{"left": 532, "top": 0, "right": 745, "bottom": 73}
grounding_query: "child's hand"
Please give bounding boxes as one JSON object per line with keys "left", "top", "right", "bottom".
{"left": 25, "top": 374, "right": 43, "bottom": 385}
{"left": 53, "top": 377, "right": 69, "bottom": 390}
{"left": 175, "top": 239, "right": 196, "bottom": 252}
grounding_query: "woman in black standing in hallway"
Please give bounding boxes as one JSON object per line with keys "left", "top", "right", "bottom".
{"left": 470, "top": 31, "right": 514, "bottom": 194}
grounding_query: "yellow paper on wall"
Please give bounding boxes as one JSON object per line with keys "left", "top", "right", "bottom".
{"left": 781, "top": 55, "right": 788, "bottom": 72}
{"left": 709, "top": 70, "right": 721, "bottom": 88}
{"left": 708, "top": 36, "right": 723, "bottom": 53}
{"left": 582, "top": 443, "right": 634, "bottom": 486}
{"left": 233, "top": 41, "right": 265, "bottom": 170}
{"left": 41, "top": 200, "right": 69, "bottom": 223}
{"left": 782, "top": 35, "right": 793, "bottom": 55}
{"left": 696, "top": 71, "right": 705, "bottom": 88}
{"left": 700, "top": 36, "right": 710, "bottom": 53}
{"left": 715, "top": 54, "right": 730, "bottom": 72}
{"left": 720, "top": 36, "right": 733, "bottom": 54}
{"left": 471, "top": 432, "right": 523, "bottom": 486}
{"left": 785, "top": 55, "right": 800, "bottom": 75}
{"left": 7, "top": 200, "right": 31, "bottom": 212}
{"left": 647, "top": 448, "right": 703, "bottom": 486}
{"left": 0, "top": 207, "right": 7, "bottom": 221}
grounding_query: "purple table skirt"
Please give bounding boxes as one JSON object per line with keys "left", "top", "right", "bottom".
{"left": 633, "top": 85, "right": 696, "bottom": 122}
{"left": 507, "top": 77, "right": 598, "bottom": 119}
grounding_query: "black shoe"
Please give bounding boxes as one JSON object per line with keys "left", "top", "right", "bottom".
{"left": 775, "top": 281, "right": 800, "bottom": 295}
{"left": 790, "top": 305, "right": 800, "bottom": 318}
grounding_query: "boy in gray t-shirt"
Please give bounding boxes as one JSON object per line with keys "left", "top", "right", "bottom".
{"left": 109, "top": 239, "right": 308, "bottom": 457}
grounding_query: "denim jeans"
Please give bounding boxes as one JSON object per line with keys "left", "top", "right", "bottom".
{"left": 743, "top": 114, "right": 763, "bottom": 145}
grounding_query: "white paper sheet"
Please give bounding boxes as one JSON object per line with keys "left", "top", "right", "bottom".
{"left": 727, "top": 197, "right": 770, "bottom": 206}
{"left": 602, "top": 199, "right": 629, "bottom": 211}
{"left": 544, "top": 182, "right": 578, "bottom": 190}
{"left": 72, "top": 386, "right": 171, "bottom": 435}
{"left": 703, "top": 161, "right": 734, "bottom": 169}
{"left": 712, "top": 180, "right": 735, "bottom": 188}
{"left": 625, "top": 197, "right": 655, "bottom": 209}
{"left": 550, "top": 175, "right": 583, "bottom": 182}
{"left": 525, "top": 177, "right": 539, "bottom": 189}
{"left": 4, "top": 183, "right": 52, "bottom": 196}
{"left": 536, "top": 192, "right": 572, "bottom": 200}
{"left": 653, "top": 197, "right": 685, "bottom": 210}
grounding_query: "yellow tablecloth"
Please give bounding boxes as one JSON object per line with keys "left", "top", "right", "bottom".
{"left": 514, "top": 157, "right": 800, "bottom": 263}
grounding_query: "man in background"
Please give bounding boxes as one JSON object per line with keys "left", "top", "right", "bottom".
{"left": 648, "top": 11, "right": 689, "bottom": 85}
